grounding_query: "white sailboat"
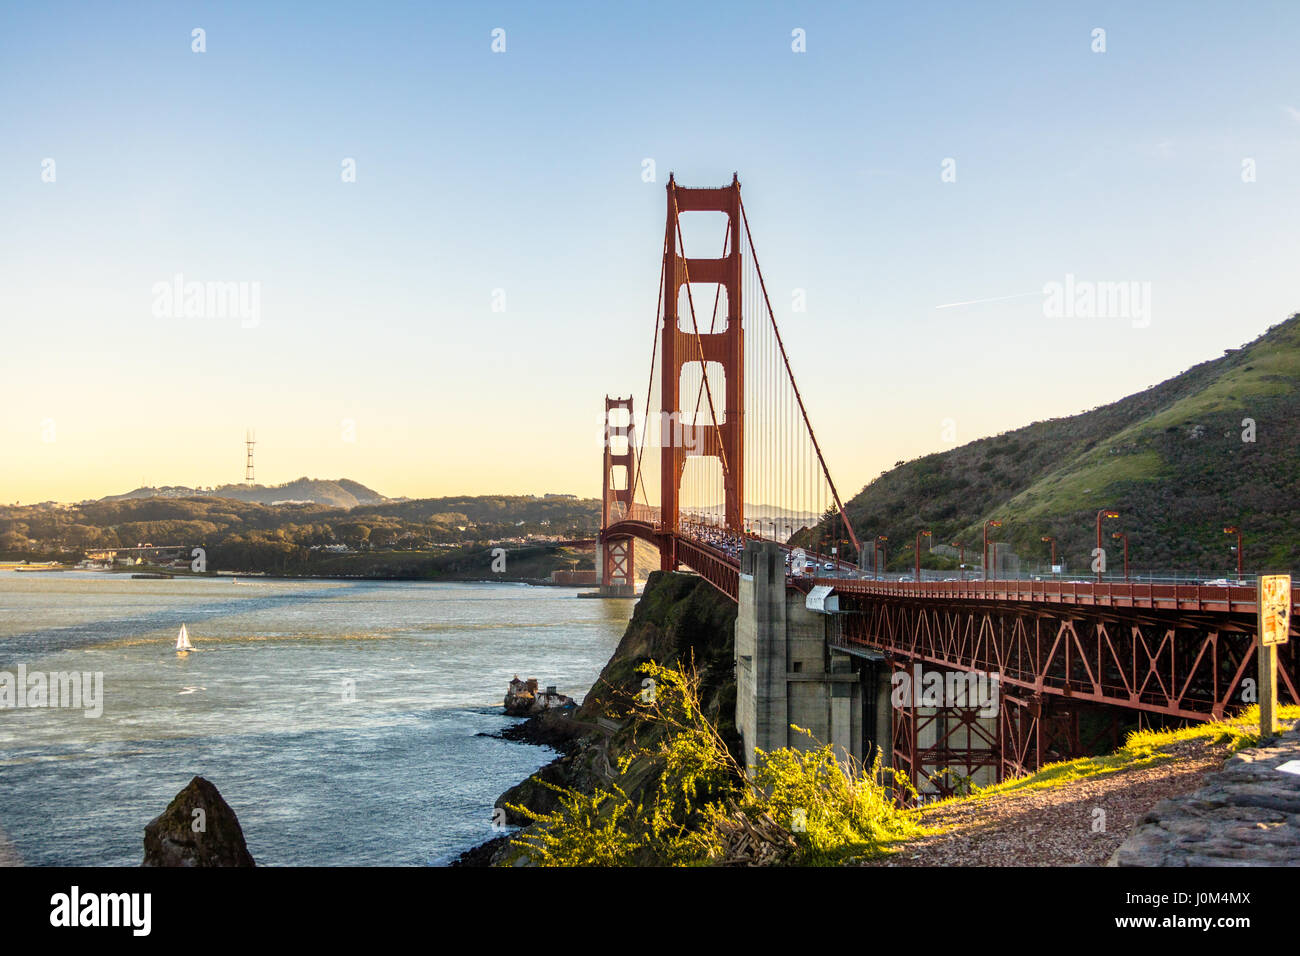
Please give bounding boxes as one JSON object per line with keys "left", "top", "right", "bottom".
{"left": 175, "top": 623, "right": 195, "bottom": 653}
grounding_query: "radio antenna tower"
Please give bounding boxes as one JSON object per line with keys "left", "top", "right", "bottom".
{"left": 245, "top": 428, "right": 256, "bottom": 485}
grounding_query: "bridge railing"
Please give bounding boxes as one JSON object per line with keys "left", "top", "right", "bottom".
{"left": 871, "top": 568, "right": 1267, "bottom": 586}
{"left": 819, "top": 576, "right": 1287, "bottom": 615}
{"left": 606, "top": 503, "right": 661, "bottom": 526}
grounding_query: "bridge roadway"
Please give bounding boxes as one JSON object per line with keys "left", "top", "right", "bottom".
{"left": 602, "top": 519, "right": 1300, "bottom": 725}
{"left": 608, "top": 519, "right": 1286, "bottom": 613}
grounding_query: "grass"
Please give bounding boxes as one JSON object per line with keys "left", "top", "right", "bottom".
{"left": 982, "top": 320, "right": 1300, "bottom": 527}
{"left": 1002, "top": 449, "right": 1167, "bottom": 520}
{"left": 1109, "top": 324, "right": 1300, "bottom": 445}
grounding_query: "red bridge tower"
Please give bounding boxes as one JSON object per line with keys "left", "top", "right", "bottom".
{"left": 659, "top": 174, "right": 744, "bottom": 570}
{"left": 599, "top": 395, "right": 636, "bottom": 595}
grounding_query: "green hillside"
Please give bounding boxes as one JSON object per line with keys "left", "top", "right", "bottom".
{"left": 831, "top": 314, "right": 1300, "bottom": 576}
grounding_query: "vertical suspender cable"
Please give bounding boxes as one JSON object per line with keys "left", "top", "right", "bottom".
{"left": 738, "top": 194, "right": 860, "bottom": 556}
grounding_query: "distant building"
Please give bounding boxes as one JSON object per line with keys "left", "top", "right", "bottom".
{"left": 551, "top": 569, "right": 598, "bottom": 586}
{"left": 504, "top": 675, "right": 576, "bottom": 716}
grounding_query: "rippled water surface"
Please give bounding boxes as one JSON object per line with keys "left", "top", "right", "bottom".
{"left": 0, "top": 571, "right": 633, "bottom": 865}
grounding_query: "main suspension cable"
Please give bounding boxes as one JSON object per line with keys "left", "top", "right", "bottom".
{"left": 632, "top": 234, "right": 668, "bottom": 509}
{"left": 738, "top": 193, "right": 860, "bottom": 555}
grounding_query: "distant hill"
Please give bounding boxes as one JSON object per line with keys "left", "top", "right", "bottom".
{"left": 684, "top": 503, "right": 820, "bottom": 533}
{"left": 101, "top": 477, "right": 390, "bottom": 510}
{"left": 826, "top": 314, "right": 1300, "bottom": 574}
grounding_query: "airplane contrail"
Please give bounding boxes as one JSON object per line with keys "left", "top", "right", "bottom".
{"left": 934, "top": 291, "right": 1041, "bottom": 310}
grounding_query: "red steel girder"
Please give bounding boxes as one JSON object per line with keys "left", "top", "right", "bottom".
{"left": 834, "top": 593, "right": 1299, "bottom": 722}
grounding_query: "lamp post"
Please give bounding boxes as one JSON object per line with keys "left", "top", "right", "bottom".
{"left": 915, "top": 530, "right": 931, "bottom": 582}
{"left": 1041, "top": 535, "right": 1056, "bottom": 574}
{"left": 951, "top": 541, "right": 965, "bottom": 581}
{"left": 876, "top": 536, "right": 888, "bottom": 581}
{"left": 1223, "top": 526, "right": 1243, "bottom": 580}
{"left": 1111, "top": 531, "right": 1129, "bottom": 582}
{"left": 1095, "top": 509, "right": 1119, "bottom": 581}
{"left": 983, "top": 520, "right": 1002, "bottom": 581}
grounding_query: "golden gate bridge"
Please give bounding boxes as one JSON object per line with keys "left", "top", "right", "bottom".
{"left": 595, "top": 174, "right": 1299, "bottom": 797}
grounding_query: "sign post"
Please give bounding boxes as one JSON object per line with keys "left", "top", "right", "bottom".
{"left": 1257, "top": 574, "right": 1291, "bottom": 737}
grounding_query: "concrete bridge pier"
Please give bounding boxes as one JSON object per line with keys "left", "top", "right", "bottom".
{"left": 734, "top": 540, "right": 874, "bottom": 770}
{"left": 732, "top": 540, "right": 1007, "bottom": 801}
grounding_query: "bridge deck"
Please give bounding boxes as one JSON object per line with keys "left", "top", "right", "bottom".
{"left": 820, "top": 577, "right": 1274, "bottom": 617}
{"left": 606, "top": 520, "right": 1290, "bottom": 617}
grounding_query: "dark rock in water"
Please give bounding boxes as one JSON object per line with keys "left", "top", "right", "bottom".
{"left": 142, "top": 776, "right": 255, "bottom": 867}
{"left": 498, "top": 709, "right": 585, "bottom": 754}
{"left": 449, "top": 834, "right": 513, "bottom": 867}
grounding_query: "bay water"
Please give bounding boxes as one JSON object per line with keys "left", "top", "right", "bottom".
{"left": 0, "top": 571, "right": 633, "bottom": 865}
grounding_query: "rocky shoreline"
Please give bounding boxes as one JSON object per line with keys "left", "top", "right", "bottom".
{"left": 1109, "top": 725, "right": 1300, "bottom": 866}
{"left": 453, "top": 710, "right": 588, "bottom": 867}
{"left": 452, "top": 570, "right": 738, "bottom": 866}
{"left": 494, "top": 709, "right": 588, "bottom": 754}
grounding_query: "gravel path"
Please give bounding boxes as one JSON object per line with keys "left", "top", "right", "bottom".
{"left": 866, "top": 739, "right": 1231, "bottom": 867}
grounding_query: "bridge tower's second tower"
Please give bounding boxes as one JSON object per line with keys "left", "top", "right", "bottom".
{"left": 659, "top": 174, "right": 744, "bottom": 570}
{"left": 599, "top": 395, "right": 636, "bottom": 596}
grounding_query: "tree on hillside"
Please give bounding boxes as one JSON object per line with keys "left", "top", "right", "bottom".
{"left": 0, "top": 531, "right": 29, "bottom": 552}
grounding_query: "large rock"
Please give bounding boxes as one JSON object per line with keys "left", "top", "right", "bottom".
{"left": 1109, "top": 727, "right": 1300, "bottom": 866}
{"left": 142, "top": 776, "right": 255, "bottom": 867}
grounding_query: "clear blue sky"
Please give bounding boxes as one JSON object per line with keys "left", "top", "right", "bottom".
{"left": 3, "top": 1, "right": 1298, "bottom": 502}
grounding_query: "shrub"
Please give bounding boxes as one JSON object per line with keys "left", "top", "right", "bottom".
{"left": 505, "top": 661, "right": 924, "bottom": 866}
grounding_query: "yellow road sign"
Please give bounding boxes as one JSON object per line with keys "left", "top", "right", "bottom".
{"left": 1258, "top": 574, "right": 1291, "bottom": 647}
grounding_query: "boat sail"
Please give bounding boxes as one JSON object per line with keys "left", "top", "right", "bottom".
{"left": 175, "top": 623, "right": 195, "bottom": 652}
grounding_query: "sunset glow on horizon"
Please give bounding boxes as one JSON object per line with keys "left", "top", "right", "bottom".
{"left": 4, "top": 1, "right": 1299, "bottom": 505}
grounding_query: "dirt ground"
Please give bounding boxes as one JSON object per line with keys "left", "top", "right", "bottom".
{"left": 864, "top": 738, "right": 1231, "bottom": 866}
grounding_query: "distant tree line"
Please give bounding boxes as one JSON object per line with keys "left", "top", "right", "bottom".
{"left": 0, "top": 494, "right": 601, "bottom": 570}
